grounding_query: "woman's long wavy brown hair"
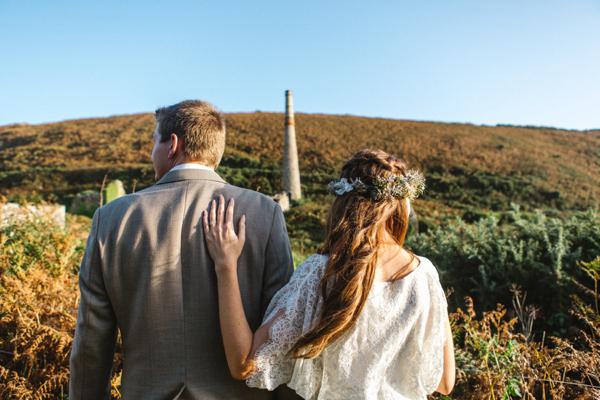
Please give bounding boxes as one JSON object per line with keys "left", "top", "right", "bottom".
{"left": 289, "top": 149, "right": 418, "bottom": 359}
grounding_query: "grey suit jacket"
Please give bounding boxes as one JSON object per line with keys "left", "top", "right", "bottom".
{"left": 69, "top": 169, "right": 296, "bottom": 399}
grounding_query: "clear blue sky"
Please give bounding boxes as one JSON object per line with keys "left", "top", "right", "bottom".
{"left": 1, "top": 0, "right": 599, "bottom": 130}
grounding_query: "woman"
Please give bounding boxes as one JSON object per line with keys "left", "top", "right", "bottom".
{"left": 203, "top": 149, "right": 455, "bottom": 399}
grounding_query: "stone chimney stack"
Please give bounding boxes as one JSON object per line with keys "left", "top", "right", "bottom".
{"left": 284, "top": 90, "right": 301, "bottom": 199}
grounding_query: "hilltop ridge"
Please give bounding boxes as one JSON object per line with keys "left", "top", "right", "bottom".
{"left": 1, "top": 112, "right": 598, "bottom": 225}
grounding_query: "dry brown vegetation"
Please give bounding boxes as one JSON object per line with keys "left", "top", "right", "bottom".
{"left": 448, "top": 292, "right": 600, "bottom": 399}
{"left": 0, "top": 215, "right": 124, "bottom": 399}
{"left": 1, "top": 112, "right": 599, "bottom": 208}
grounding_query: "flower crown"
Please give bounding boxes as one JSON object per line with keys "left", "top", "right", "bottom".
{"left": 327, "top": 169, "right": 426, "bottom": 202}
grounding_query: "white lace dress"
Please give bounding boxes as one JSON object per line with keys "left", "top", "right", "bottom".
{"left": 246, "top": 254, "right": 448, "bottom": 399}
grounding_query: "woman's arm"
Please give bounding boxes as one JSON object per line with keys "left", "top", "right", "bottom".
{"left": 203, "top": 196, "right": 264, "bottom": 379}
{"left": 435, "top": 317, "right": 456, "bottom": 395}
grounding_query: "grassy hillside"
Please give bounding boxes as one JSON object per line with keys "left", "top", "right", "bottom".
{"left": 0, "top": 112, "right": 600, "bottom": 245}
{"left": 2, "top": 112, "right": 598, "bottom": 199}
{"left": 1, "top": 112, "right": 599, "bottom": 252}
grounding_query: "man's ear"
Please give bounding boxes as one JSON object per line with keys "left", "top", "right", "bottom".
{"left": 168, "top": 133, "right": 182, "bottom": 158}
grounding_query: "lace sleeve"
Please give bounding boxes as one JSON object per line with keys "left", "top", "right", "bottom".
{"left": 418, "top": 262, "right": 449, "bottom": 394}
{"left": 246, "top": 254, "right": 325, "bottom": 391}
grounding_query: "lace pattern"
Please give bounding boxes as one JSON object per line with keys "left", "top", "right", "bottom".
{"left": 246, "top": 254, "right": 448, "bottom": 400}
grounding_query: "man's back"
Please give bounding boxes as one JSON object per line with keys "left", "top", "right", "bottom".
{"left": 70, "top": 169, "right": 294, "bottom": 399}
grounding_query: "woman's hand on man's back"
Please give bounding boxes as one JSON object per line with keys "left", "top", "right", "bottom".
{"left": 203, "top": 195, "right": 246, "bottom": 276}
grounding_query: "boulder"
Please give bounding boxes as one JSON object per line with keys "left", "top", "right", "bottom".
{"left": 0, "top": 203, "right": 66, "bottom": 228}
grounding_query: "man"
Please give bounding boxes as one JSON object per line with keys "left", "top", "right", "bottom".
{"left": 70, "top": 100, "right": 296, "bottom": 399}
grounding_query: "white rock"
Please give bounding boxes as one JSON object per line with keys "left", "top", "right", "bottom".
{"left": 0, "top": 203, "right": 66, "bottom": 228}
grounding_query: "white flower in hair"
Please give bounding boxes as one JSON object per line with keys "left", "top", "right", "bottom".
{"left": 328, "top": 178, "right": 355, "bottom": 195}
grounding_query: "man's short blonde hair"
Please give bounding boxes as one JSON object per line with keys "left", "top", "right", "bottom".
{"left": 155, "top": 100, "right": 226, "bottom": 167}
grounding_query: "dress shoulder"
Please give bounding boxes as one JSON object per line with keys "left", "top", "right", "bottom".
{"left": 415, "top": 255, "right": 437, "bottom": 277}
{"left": 415, "top": 255, "right": 447, "bottom": 308}
{"left": 408, "top": 255, "right": 448, "bottom": 395}
{"left": 295, "top": 253, "right": 328, "bottom": 276}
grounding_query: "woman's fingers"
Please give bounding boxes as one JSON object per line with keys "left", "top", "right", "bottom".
{"left": 210, "top": 200, "right": 217, "bottom": 231}
{"left": 226, "top": 199, "right": 235, "bottom": 230}
{"left": 217, "top": 195, "right": 225, "bottom": 231}
{"left": 238, "top": 215, "right": 246, "bottom": 245}
{"left": 202, "top": 210, "right": 209, "bottom": 235}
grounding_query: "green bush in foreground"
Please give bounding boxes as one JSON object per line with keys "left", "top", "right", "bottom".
{"left": 406, "top": 204, "right": 600, "bottom": 336}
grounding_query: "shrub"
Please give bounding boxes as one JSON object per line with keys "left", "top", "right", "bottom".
{"left": 406, "top": 204, "right": 600, "bottom": 335}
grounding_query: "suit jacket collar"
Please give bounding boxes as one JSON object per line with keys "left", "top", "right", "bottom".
{"left": 155, "top": 168, "right": 227, "bottom": 186}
